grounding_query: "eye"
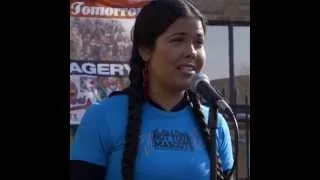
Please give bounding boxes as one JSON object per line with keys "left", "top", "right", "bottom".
{"left": 196, "top": 38, "right": 204, "bottom": 45}
{"left": 170, "top": 37, "right": 184, "bottom": 43}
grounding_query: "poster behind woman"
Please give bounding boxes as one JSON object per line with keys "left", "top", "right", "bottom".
{"left": 70, "top": 0, "right": 150, "bottom": 125}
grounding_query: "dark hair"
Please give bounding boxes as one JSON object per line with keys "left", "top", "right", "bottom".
{"left": 122, "top": 0, "right": 223, "bottom": 179}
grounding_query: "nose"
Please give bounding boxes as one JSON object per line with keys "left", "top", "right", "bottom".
{"left": 185, "top": 42, "right": 197, "bottom": 59}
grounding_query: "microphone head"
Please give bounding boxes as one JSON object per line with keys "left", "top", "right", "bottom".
{"left": 190, "top": 72, "right": 210, "bottom": 93}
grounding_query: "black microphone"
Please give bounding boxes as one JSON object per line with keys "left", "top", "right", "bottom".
{"left": 190, "top": 72, "right": 231, "bottom": 112}
{"left": 191, "top": 72, "right": 239, "bottom": 180}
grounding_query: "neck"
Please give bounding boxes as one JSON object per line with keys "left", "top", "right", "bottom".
{"left": 148, "top": 82, "right": 185, "bottom": 111}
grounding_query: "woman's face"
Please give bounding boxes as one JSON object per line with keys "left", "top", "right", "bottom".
{"left": 145, "top": 17, "right": 206, "bottom": 91}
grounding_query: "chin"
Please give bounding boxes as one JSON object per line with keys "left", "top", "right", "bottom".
{"left": 173, "top": 79, "right": 191, "bottom": 92}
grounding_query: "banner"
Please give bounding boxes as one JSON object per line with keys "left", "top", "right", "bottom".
{"left": 70, "top": 0, "right": 150, "bottom": 125}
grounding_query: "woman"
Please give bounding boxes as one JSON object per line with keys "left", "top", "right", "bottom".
{"left": 70, "top": 0, "right": 234, "bottom": 179}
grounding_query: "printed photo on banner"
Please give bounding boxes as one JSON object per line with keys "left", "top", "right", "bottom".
{"left": 70, "top": 75, "right": 92, "bottom": 125}
{"left": 70, "top": 17, "right": 134, "bottom": 62}
{"left": 70, "top": 0, "right": 150, "bottom": 125}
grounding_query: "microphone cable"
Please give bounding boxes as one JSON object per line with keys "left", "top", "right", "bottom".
{"left": 221, "top": 106, "right": 240, "bottom": 180}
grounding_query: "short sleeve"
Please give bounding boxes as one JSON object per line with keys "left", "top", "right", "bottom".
{"left": 216, "top": 113, "right": 234, "bottom": 171}
{"left": 70, "top": 104, "right": 111, "bottom": 166}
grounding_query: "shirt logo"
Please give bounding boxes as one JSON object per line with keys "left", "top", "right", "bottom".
{"left": 151, "top": 129, "right": 194, "bottom": 152}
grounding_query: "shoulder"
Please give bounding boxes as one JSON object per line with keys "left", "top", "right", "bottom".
{"left": 81, "top": 90, "right": 129, "bottom": 126}
{"left": 90, "top": 94, "right": 128, "bottom": 113}
{"left": 95, "top": 88, "right": 129, "bottom": 109}
{"left": 74, "top": 90, "right": 130, "bottom": 149}
{"left": 108, "top": 88, "right": 129, "bottom": 97}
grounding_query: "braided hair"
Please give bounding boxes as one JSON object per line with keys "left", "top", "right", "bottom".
{"left": 122, "top": 0, "right": 225, "bottom": 179}
{"left": 187, "top": 90, "right": 225, "bottom": 179}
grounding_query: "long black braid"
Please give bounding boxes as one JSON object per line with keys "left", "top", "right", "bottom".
{"left": 187, "top": 90, "right": 225, "bottom": 179}
{"left": 122, "top": 48, "right": 145, "bottom": 180}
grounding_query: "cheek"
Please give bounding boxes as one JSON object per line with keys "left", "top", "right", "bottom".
{"left": 151, "top": 47, "right": 176, "bottom": 71}
{"left": 197, "top": 49, "right": 206, "bottom": 71}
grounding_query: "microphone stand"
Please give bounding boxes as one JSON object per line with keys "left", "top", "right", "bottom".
{"left": 208, "top": 104, "right": 218, "bottom": 180}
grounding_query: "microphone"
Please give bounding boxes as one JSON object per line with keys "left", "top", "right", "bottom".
{"left": 191, "top": 72, "right": 239, "bottom": 180}
{"left": 190, "top": 72, "right": 231, "bottom": 112}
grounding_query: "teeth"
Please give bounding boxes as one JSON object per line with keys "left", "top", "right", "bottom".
{"left": 180, "top": 66, "right": 194, "bottom": 71}
{"left": 178, "top": 66, "right": 196, "bottom": 74}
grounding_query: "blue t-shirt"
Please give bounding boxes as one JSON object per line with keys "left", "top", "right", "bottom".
{"left": 70, "top": 95, "right": 234, "bottom": 180}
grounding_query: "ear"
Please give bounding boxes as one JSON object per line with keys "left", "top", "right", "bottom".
{"left": 138, "top": 46, "right": 152, "bottom": 62}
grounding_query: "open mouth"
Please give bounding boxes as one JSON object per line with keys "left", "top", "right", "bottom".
{"left": 177, "top": 64, "right": 196, "bottom": 74}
